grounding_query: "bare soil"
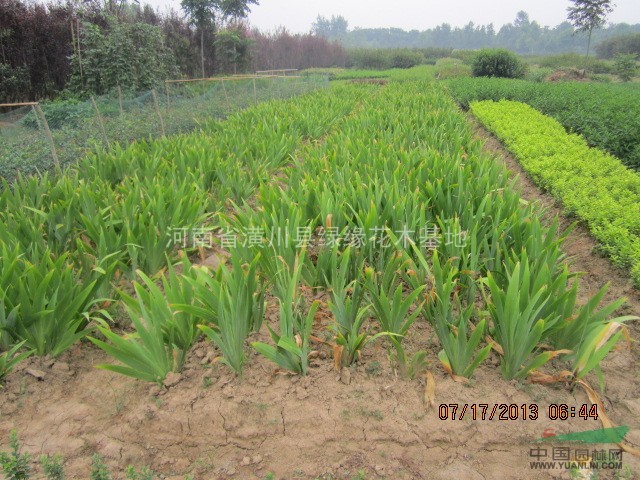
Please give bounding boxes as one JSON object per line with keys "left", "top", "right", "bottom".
{"left": 545, "top": 69, "right": 589, "bottom": 82}
{"left": 349, "top": 79, "right": 389, "bottom": 85}
{"left": 1, "top": 121, "right": 639, "bottom": 480}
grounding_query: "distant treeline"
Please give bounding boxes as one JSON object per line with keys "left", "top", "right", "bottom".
{"left": 595, "top": 33, "right": 640, "bottom": 59}
{"left": 0, "top": 0, "right": 345, "bottom": 102}
{"left": 314, "top": 11, "right": 640, "bottom": 55}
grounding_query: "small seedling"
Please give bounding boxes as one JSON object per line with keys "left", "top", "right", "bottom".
{"left": 351, "top": 470, "right": 367, "bottom": 480}
{"left": 0, "top": 430, "right": 32, "bottom": 480}
{"left": 125, "top": 465, "right": 155, "bottom": 480}
{"left": 90, "top": 454, "right": 111, "bottom": 480}
{"left": 40, "top": 454, "right": 65, "bottom": 480}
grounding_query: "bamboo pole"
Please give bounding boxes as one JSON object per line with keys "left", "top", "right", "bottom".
{"left": 76, "top": 18, "right": 83, "bottom": 83}
{"left": 0, "top": 102, "right": 38, "bottom": 108}
{"left": 165, "top": 75, "right": 300, "bottom": 84}
{"left": 151, "top": 89, "right": 165, "bottom": 137}
{"left": 90, "top": 96, "right": 109, "bottom": 145}
{"left": 221, "top": 78, "right": 230, "bottom": 110}
{"left": 165, "top": 82, "right": 170, "bottom": 110}
{"left": 253, "top": 78, "right": 257, "bottom": 104}
{"left": 30, "top": 105, "right": 42, "bottom": 131}
{"left": 70, "top": 19, "right": 76, "bottom": 58}
{"left": 34, "top": 104, "right": 59, "bottom": 167}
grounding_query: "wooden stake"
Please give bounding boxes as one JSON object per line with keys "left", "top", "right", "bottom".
{"left": 34, "top": 104, "right": 59, "bottom": 167}
{"left": 90, "top": 96, "right": 109, "bottom": 145}
{"left": 151, "top": 89, "right": 165, "bottom": 137}
{"left": 117, "top": 85, "right": 123, "bottom": 115}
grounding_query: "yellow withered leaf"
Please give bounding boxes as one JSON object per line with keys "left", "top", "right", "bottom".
{"left": 578, "top": 379, "right": 640, "bottom": 457}
{"left": 424, "top": 371, "right": 436, "bottom": 411}
{"left": 575, "top": 323, "right": 623, "bottom": 374}
{"left": 596, "top": 322, "right": 624, "bottom": 350}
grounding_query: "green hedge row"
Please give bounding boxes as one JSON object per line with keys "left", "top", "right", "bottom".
{"left": 449, "top": 77, "right": 640, "bottom": 170}
{"left": 470, "top": 99, "right": 640, "bottom": 287}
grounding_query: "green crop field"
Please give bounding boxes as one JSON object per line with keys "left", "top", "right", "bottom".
{"left": 1, "top": 68, "right": 639, "bottom": 478}
{"left": 1, "top": 75, "right": 632, "bottom": 379}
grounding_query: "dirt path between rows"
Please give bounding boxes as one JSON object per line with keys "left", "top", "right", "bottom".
{"left": 0, "top": 114, "right": 639, "bottom": 480}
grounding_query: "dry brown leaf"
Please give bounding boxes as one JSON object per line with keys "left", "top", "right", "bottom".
{"left": 451, "top": 374, "right": 469, "bottom": 384}
{"left": 424, "top": 371, "right": 436, "bottom": 411}
{"left": 527, "top": 370, "right": 574, "bottom": 384}
{"left": 310, "top": 335, "right": 332, "bottom": 346}
{"left": 544, "top": 349, "right": 573, "bottom": 360}
{"left": 621, "top": 325, "right": 632, "bottom": 350}
{"left": 485, "top": 335, "right": 504, "bottom": 355}
{"left": 578, "top": 379, "right": 640, "bottom": 457}
{"left": 333, "top": 344, "right": 343, "bottom": 372}
{"left": 437, "top": 355, "right": 469, "bottom": 383}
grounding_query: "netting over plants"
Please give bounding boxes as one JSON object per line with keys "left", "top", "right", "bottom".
{"left": 0, "top": 75, "right": 328, "bottom": 181}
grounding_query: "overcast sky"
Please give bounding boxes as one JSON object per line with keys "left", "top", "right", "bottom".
{"left": 146, "top": 0, "right": 640, "bottom": 32}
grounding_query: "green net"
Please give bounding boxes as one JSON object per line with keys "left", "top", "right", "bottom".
{"left": 0, "top": 75, "right": 329, "bottom": 182}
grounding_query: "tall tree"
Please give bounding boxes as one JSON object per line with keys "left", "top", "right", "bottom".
{"left": 180, "top": 0, "right": 257, "bottom": 78}
{"left": 567, "top": 0, "right": 615, "bottom": 63}
{"left": 312, "top": 15, "right": 348, "bottom": 39}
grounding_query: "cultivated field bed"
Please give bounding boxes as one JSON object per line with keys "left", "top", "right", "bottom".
{"left": 0, "top": 77, "right": 639, "bottom": 479}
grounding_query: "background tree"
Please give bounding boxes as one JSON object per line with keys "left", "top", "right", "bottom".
{"left": 215, "top": 23, "right": 252, "bottom": 74}
{"left": 596, "top": 32, "right": 640, "bottom": 58}
{"left": 180, "top": 0, "right": 257, "bottom": 78}
{"left": 68, "top": 19, "right": 177, "bottom": 96}
{"left": 567, "top": 0, "right": 615, "bottom": 64}
{"left": 312, "top": 15, "right": 348, "bottom": 39}
{"left": 613, "top": 53, "right": 637, "bottom": 81}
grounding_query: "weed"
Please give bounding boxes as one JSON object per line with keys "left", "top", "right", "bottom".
{"left": 365, "top": 361, "right": 382, "bottom": 376}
